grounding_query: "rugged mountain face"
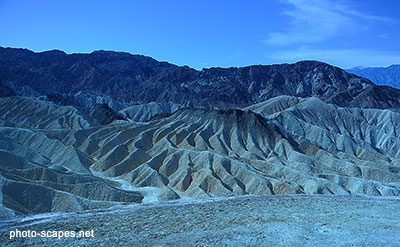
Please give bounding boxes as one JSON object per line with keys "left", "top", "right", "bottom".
{"left": 2, "top": 46, "right": 400, "bottom": 109}
{"left": 347, "top": 65, "right": 400, "bottom": 89}
{"left": 2, "top": 47, "right": 400, "bottom": 217}
{"left": 0, "top": 84, "right": 14, "bottom": 97}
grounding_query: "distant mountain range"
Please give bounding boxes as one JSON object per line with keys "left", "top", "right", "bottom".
{"left": 347, "top": 65, "right": 400, "bottom": 89}
{"left": 2, "top": 46, "right": 400, "bottom": 110}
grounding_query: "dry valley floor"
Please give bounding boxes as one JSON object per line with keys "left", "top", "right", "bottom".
{"left": 1, "top": 195, "right": 399, "bottom": 247}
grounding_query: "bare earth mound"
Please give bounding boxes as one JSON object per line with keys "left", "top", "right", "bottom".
{"left": 2, "top": 95, "right": 400, "bottom": 216}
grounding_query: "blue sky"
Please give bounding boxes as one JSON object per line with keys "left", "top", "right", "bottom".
{"left": 1, "top": 0, "right": 399, "bottom": 69}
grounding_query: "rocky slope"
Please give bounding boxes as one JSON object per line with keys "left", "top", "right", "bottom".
{"left": 3, "top": 46, "right": 400, "bottom": 109}
{"left": 1, "top": 93, "right": 400, "bottom": 216}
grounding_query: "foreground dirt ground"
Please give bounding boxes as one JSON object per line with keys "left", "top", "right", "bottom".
{"left": 1, "top": 195, "right": 399, "bottom": 246}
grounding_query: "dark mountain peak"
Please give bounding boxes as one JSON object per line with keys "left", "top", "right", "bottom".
{"left": 1, "top": 46, "right": 400, "bottom": 109}
{"left": 387, "top": 64, "right": 400, "bottom": 69}
{"left": 38, "top": 49, "right": 67, "bottom": 56}
{"left": 87, "top": 49, "right": 140, "bottom": 60}
{"left": 292, "top": 60, "right": 330, "bottom": 68}
{"left": 0, "top": 46, "right": 33, "bottom": 53}
{"left": 91, "top": 49, "right": 130, "bottom": 55}
{"left": 273, "top": 60, "right": 343, "bottom": 74}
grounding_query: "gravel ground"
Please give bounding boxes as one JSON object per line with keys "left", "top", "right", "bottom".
{"left": 1, "top": 195, "right": 399, "bottom": 247}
